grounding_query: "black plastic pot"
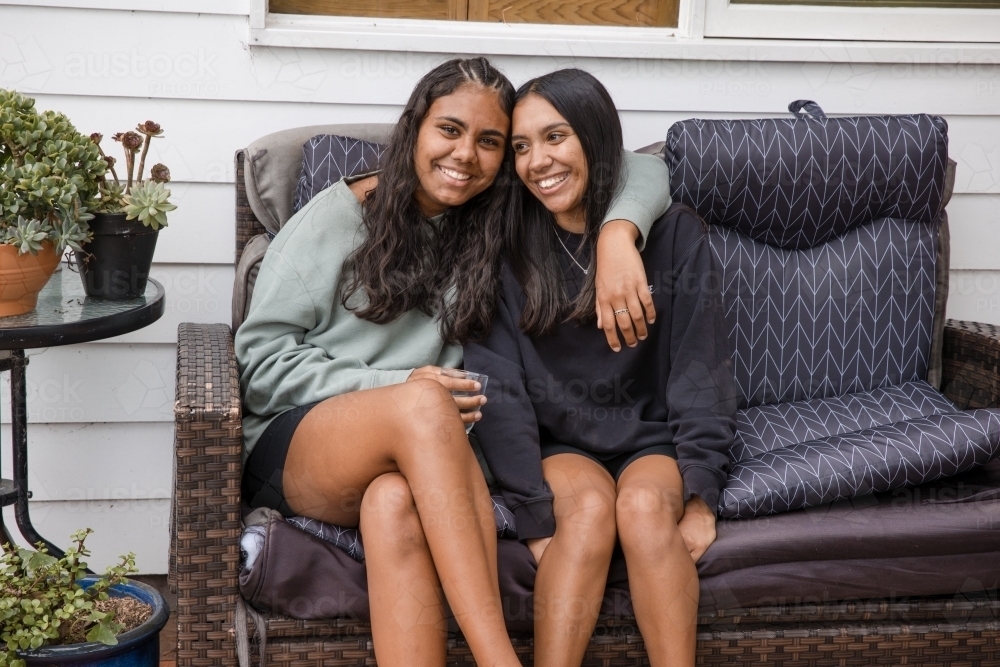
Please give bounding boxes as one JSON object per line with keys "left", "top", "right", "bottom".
{"left": 76, "top": 212, "right": 159, "bottom": 300}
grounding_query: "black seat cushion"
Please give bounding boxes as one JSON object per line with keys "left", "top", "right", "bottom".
{"left": 240, "top": 462, "right": 1000, "bottom": 621}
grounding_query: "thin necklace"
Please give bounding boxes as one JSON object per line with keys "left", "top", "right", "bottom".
{"left": 554, "top": 228, "right": 590, "bottom": 275}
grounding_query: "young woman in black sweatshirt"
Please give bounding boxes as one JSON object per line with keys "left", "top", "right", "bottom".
{"left": 464, "top": 70, "right": 738, "bottom": 667}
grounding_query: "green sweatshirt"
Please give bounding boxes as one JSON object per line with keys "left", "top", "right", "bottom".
{"left": 236, "top": 151, "right": 671, "bottom": 458}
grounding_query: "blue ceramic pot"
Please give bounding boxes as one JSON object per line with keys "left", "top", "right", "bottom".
{"left": 19, "top": 577, "right": 169, "bottom": 667}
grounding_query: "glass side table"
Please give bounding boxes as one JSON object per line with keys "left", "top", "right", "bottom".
{"left": 0, "top": 265, "right": 165, "bottom": 557}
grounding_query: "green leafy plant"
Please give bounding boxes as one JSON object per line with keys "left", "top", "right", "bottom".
{"left": 0, "top": 89, "right": 107, "bottom": 255}
{"left": 91, "top": 120, "right": 174, "bottom": 229}
{"left": 0, "top": 529, "right": 138, "bottom": 667}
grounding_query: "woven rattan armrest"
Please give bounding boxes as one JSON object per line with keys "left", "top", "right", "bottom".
{"left": 942, "top": 319, "right": 1000, "bottom": 410}
{"left": 172, "top": 322, "right": 243, "bottom": 667}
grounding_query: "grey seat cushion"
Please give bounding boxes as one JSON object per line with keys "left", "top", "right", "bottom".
{"left": 233, "top": 129, "right": 391, "bottom": 331}
{"left": 243, "top": 123, "right": 394, "bottom": 234}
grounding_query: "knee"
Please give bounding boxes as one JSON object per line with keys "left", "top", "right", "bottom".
{"left": 396, "top": 378, "right": 463, "bottom": 435}
{"left": 402, "top": 378, "right": 458, "bottom": 415}
{"left": 616, "top": 484, "right": 682, "bottom": 548}
{"left": 555, "top": 487, "right": 617, "bottom": 559}
{"left": 360, "top": 474, "right": 426, "bottom": 555}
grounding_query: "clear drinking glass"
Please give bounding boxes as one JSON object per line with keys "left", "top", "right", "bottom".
{"left": 441, "top": 368, "right": 488, "bottom": 433}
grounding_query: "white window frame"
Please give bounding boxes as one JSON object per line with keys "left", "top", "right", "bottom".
{"left": 248, "top": 0, "right": 1000, "bottom": 58}
{"left": 703, "top": 0, "right": 1000, "bottom": 42}
{"left": 248, "top": 0, "right": 696, "bottom": 57}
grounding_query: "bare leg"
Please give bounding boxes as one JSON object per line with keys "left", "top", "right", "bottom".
{"left": 362, "top": 473, "right": 446, "bottom": 667}
{"left": 533, "top": 454, "right": 618, "bottom": 667}
{"left": 616, "top": 456, "right": 698, "bottom": 667}
{"left": 281, "top": 379, "right": 512, "bottom": 667}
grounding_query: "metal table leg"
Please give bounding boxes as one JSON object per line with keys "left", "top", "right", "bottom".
{"left": 0, "top": 351, "right": 16, "bottom": 550}
{"left": 9, "top": 350, "right": 64, "bottom": 558}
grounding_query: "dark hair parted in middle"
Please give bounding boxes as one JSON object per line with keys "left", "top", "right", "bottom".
{"left": 341, "top": 57, "right": 516, "bottom": 344}
{"left": 507, "top": 68, "right": 624, "bottom": 336}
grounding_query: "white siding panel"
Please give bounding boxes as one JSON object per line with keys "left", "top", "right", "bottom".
{"left": 26, "top": 94, "right": 398, "bottom": 186}
{"left": 948, "top": 271, "right": 1000, "bottom": 326}
{"left": 97, "top": 264, "right": 233, "bottom": 344}
{"left": 2, "top": 500, "right": 170, "bottom": 573}
{"left": 152, "top": 183, "right": 235, "bottom": 265}
{"left": 947, "top": 195, "right": 1000, "bottom": 271}
{"left": 0, "top": 344, "right": 175, "bottom": 424}
{"left": 0, "top": 422, "right": 172, "bottom": 502}
{"left": 3, "top": 7, "right": 1000, "bottom": 115}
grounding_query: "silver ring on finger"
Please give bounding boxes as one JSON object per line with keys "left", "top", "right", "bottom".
{"left": 614, "top": 308, "right": 630, "bottom": 315}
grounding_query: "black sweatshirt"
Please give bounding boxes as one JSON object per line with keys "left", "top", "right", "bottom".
{"left": 464, "top": 205, "right": 738, "bottom": 540}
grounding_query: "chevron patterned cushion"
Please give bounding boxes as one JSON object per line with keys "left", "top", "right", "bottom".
{"left": 720, "top": 402, "right": 1000, "bottom": 519}
{"left": 293, "top": 134, "right": 387, "bottom": 213}
{"left": 665, "top": 114, "right": 949, "bottom": 250}
{"left": 711, "top": 217, "right": 938, "bottom": 408}
{"left": 730, "top": 380, "right": 956, "bottom": 464}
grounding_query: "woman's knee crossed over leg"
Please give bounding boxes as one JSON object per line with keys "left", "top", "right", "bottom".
{"left": 360, "top": 473, "right": 428, "bottom": 557}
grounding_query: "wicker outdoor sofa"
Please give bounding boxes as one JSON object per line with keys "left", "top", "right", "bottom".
{"left": 170, "top": 112, "right": 1000, "bottom": 666}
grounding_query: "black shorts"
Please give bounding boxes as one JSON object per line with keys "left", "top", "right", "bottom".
{"left": 242, "top": 402, "right": 321, "bottom": 517}
{"left": 540, "top": 443, "right": 678, "bottom": 482}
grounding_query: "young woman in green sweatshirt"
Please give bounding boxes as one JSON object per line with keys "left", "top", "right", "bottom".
{"left": 235, "top": 58, "right": 672, "bottom": 667}
{"left": 466, "top": 69, "right": 738, "bottom": 667}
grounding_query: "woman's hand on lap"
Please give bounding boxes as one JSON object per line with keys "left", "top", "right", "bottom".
{"left": 407, "top": 366, "right": 486, "bottom": 425}
{"left": 595, "top": 220, "right": 656, "bottom": 352}
{"left": 677, "top": 495, "right": 717, "bottom": 563}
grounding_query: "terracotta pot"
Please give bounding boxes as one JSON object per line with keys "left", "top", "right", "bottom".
{"left": 0, "top": 242, "right": 60, "bottom": 317}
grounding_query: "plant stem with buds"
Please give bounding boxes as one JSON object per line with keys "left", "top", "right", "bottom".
{"left": 136, "top": 135, "right": 151, "bottom": 185}
{"left": 125, "top": 149, "right": 135, "bottom": 193}
{"left": 95, "top": 145, "right": 119, "bottom": 184}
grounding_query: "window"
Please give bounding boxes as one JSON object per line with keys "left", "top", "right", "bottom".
{"left": 268, "top": 0, "right": 680, "bottom": 27}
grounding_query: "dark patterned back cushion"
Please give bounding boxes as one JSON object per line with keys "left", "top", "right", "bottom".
{"left": 711, "top": 217, "right": 938, "bottom": 409}
{"left": 293, "top": 135, "right": 387, "bottom": 213}
{"left": 666, "top": 114, "right": 948, "bottom": 249}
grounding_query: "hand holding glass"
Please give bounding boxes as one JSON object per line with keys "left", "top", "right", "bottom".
{"left": 441, "top": 369, "right": 488, "bottom": 433}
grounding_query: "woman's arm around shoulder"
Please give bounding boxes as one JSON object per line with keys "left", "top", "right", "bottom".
{"left": 593, "top": 151, "right": 672, "bottom": 351}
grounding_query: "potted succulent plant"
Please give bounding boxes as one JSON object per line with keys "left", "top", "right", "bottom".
{"left": 81, "top": 123, "right": 175, "bottom": 299}
{"left": 0, "top": 529, "right": 168, "bottom": 667}
{"left": 0, "top": 89, "right": 105, "bottom": 317}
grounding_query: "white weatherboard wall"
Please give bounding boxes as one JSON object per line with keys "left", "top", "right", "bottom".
{"left": 1, "top": 3, "right": 1000, "bottom": 573}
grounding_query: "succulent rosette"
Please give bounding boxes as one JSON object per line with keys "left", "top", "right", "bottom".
{"left": 90, "top": 118, "right": 175, "bottom": 228}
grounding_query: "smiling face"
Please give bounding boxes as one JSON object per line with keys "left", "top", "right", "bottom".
{"left": 511, "top": 93, "right": 588, "bottom": 233}
{"left": 412, "top": 84, "right": 510, "bottom": 218}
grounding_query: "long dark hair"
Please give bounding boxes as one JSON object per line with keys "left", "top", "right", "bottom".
{"left": 341, "top": 57, "right": 515, "bottom": 344}
{"left": 507, "top": 69, "right": 623, "bottom": 336}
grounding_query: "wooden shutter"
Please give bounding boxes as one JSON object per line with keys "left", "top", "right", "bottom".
{"left": 468, "top": 0, "right": 677, "bottom": 25}
{"left": 270, "top": 0, "right": 469, "bottom": 20}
